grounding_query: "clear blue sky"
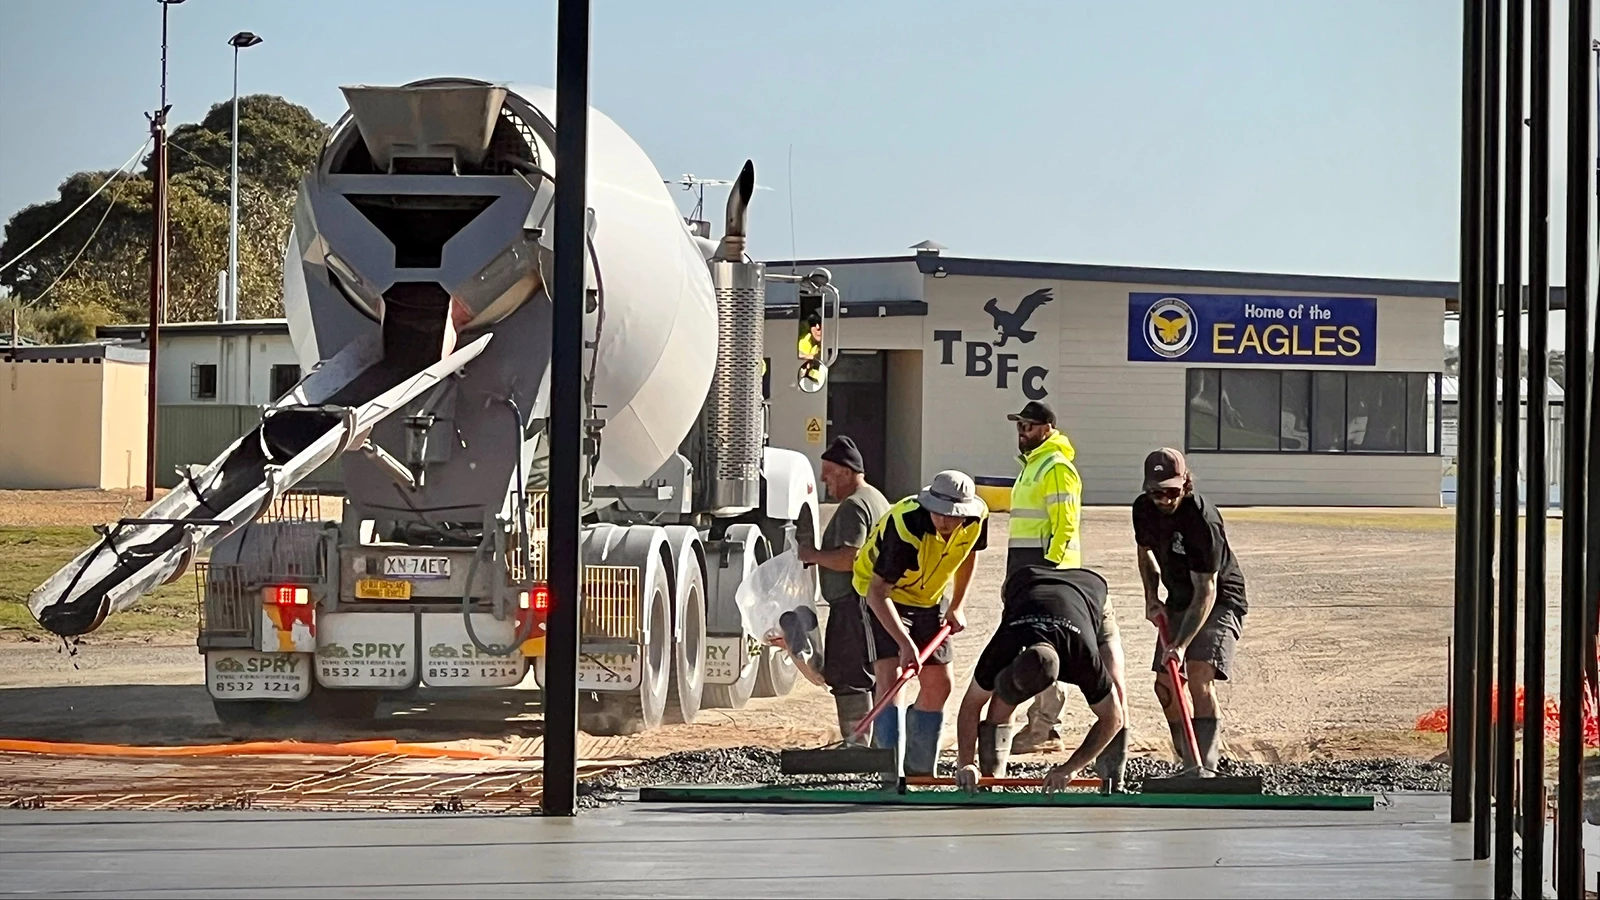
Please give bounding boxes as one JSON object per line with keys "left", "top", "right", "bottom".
{"left": 0, "top": 0, "right": 1593, "bottom": 338}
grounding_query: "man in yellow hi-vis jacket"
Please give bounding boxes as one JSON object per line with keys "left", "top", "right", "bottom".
{"left": 1003, "top": 402, "right": 1124, "bottom": 773}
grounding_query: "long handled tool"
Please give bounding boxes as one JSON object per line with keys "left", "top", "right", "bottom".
{"left": 906, "top": 775, "right": 1102, "bottom": 789}
{"left": 779, "top": 624, "right": 953, "bottom": 776}
{"left": 1143, "top": 612, "right": 1263, "bottom": 795}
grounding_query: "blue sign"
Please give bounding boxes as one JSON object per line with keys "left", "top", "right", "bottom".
{"left": 1126, "top": 293, "right": 1378, "bottom": 366}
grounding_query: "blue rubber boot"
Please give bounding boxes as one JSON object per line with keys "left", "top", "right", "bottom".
{"left": 870, "top": 704, "right": 902, "bottom": 752}
{"left": 904, "top": 707, "right": 945, "bottom": 776}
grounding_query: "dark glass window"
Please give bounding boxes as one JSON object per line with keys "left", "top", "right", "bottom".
{"left": 1186, "top": 369, "right": 1219, "bottom": 451}
{"left": 1186, "top": 369, "right": 1440, "bottom": 456}
{"left": 1217, "top": 370, "right": 1279, "bottom": 450}
{"left": 1280, "top": 371, "right": 1310, "bottom": 452}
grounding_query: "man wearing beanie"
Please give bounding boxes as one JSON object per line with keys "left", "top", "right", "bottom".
{"left": 798, "top": 435, "right": 890, "bottom": 743}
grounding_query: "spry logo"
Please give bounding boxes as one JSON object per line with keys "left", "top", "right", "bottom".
{"left": 1144, "top": 296, "right": 1197, "bottom": 359}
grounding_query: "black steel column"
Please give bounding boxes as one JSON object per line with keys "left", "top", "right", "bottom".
{"left": 1454, "top": 0, "right": 1486, "bottom": 826}
{"left": 1557, "top": 0, "right": 1593, "bottom": 890}
{"left": 541, "top": 0, "right": 591, "bottom": 819}
{"left": 1474, "top": 0, "right": 1503, "bottom": 861}
{"left": 1493, "top": 0, "right": 1524, "bottom": 889}
{"left": 1521, "top": 1, "right": 1552, "bottom": 894}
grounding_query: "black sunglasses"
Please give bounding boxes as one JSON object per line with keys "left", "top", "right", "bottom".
{"left": 1147, "top": 487, "right": 1182, "bottom": 500}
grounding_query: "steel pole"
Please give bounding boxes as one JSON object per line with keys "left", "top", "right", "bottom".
{"left": 540, "top": 0, "right": 590, "bottom": 819}
{"left": 1493, "top": 0, "right": 1524, "bottom": 889}
{"left": 228, "top": 44, "right": 239, "bottom": 324}
{"left": 1521, "top": 1, "right": 1552, "bottom": 894}
{"left": 1556, "top": 0, "right": 1593, "bottom": 892}
{"left": 1473, "top": 0, "right": 1503, "bottom": 861}
{"left": 1453, "top": 0, "right": 1486, "bottom": 825}
{"left": 144, "top": 0, "right": 175, "bottom": 503}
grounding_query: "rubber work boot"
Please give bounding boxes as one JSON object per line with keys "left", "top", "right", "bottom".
{"left": 835, "top": 693, "right": 874, "bottom": 746}
{"left": 1093, "top": 727, "right": 1129, "bottom": 794}
{"left": 1009, "top": 723, "right": 1064, "bottom": 755}
{"left": 1167, "top": 719, "right": 1202, "bottom": 773}
{"left": 977, "top": 722, "right": 1015, "bottom": 778}
{"left": 1192, "top": 716, "right": 1222, "bottom": 774}
{"left": 903, "top": 707, "right": 945, "bottom": 776}
{"left": 871, "top": 704, "right": 902, "bottom": 752}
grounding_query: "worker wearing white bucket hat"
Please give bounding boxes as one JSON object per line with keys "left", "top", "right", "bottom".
{"left": 851, "top": 470, "right": 991, "bottom": 775}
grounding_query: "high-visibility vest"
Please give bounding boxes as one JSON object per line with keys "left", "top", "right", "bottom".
{"left": 851, "top": 497, "right": 988, "bottom": 608}
{"left": 1009, "top": 430, "right": 1083, "bottom": 568}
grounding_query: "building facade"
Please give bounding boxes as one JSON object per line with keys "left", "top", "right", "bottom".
{"left": 1, "top": 343, "right": 149, "bottom": 490}
{"left": 762, "top": 247, "right": 1452, "bottom": 507}
{"left": 98, "top": 320, "right": 301, "bottom": 407}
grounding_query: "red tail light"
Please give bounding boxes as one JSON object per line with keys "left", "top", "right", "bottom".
{"left": 520, "top": 585, "right": 551, "bottom": 611}
{"left": 267, "top": 585, "right": 309, "bottom": 606}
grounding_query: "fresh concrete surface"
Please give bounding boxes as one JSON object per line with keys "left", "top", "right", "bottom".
{"left": 0, "top": 794, "right": 1486, "bottom": 898}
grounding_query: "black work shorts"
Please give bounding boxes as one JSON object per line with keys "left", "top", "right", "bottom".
{"left": 866, "top": 600, "right": 954, "bottom": 666}
{"left": 821, "top": 595, "right": 876, "bottom": 697}
{"left": 1152, "top": 603, "right": 1243, "bottom": 681}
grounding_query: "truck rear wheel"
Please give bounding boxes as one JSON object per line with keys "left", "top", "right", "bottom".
{"left": 753, "top": 643, "right": 799, "bottom": 697}
{"left": 579, "top": 560, "right": 672, "bottom": 736}
{"left": 663, "top": 559, "right": 706, "bottom": 725}
{"left": 701, "top": 647, "right": 758, "bottom": 709}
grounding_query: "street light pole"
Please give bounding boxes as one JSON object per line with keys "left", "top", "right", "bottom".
{"left": 226, "top": 31, "right": 261, "bottom": 324}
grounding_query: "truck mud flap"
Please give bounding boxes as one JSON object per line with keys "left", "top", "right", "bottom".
{"left": 28, "top": 334, "right": 493, "bottom": 637}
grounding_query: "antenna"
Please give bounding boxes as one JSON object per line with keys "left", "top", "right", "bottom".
{"left": 666, "top": 174, "right": 773, "bottom": 227}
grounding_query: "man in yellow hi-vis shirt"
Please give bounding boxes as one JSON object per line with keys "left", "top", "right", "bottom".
{"left": 852, "top": 470, "right": 990, "bottom": 775}
{"left": 1003, "top": 402, "right": 1124, "bottom": 776}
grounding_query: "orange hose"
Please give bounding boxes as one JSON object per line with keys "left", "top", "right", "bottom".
{"left": 0, "top": 738, "right": 527, "bottom": 761}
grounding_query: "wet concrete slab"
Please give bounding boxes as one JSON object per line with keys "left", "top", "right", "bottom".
{"left": 0, "top": 793, "right": 1486, "bottom": 898}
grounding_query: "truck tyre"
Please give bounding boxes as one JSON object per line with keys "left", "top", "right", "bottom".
{"left": 753, "top": 642, "right": 799, "bottom": 697}
{"left": 663, "top": 556, "right": 707, "bottom": 725}
{"left": 580, "top": 559, "right": 672, "bottom": 736}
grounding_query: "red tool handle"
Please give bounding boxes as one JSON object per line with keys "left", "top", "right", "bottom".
{"left": 1155, "top": 612, "right": 1202, "bottom": 768}
{"left": 849, "top": 623, "right": 954, "bottom": 743}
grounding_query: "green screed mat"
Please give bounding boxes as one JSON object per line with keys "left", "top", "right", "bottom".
{"left": 636, "top": 785, "right": 1376, "bottom": 811}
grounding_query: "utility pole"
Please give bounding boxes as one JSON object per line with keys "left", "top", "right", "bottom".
{"left": 144, "top": 0, "right": 184, "bottom": 501}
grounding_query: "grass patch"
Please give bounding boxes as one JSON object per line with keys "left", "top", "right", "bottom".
{"left": 0, "top": 526, "right": 197, "bottom": 639}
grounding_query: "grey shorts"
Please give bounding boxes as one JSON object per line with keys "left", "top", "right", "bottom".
{"left": 1152, "top": 604, "right": 1243, "bottom": 681}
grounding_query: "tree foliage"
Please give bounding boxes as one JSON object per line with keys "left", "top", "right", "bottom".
{"left": 0, "top": 95, "right": 327, "bottom": 340}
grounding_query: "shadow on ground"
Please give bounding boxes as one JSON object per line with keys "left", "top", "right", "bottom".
{"left": 0, "top": 683, "right": 546, "bottom": 745}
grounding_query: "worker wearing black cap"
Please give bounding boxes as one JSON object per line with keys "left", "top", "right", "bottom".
{"left": 1134, "top": 448, "right": 1248, "bottom": 775}
{"left": 796, "top": 435, "right": 890, "bottom": 743}
{"left": 954, "top": 564, "right": 1127, "bottom": 792}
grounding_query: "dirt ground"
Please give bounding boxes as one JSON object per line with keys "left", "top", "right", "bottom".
{"left": 0, "top": 487, "right": 1496, "bottom": 767}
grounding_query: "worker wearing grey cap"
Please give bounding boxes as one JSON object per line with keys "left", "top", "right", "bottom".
{"left": 851, "top": 470, "right": 990, "bottom": 775}
{"left": 797, "top": 435, "right": 891, "bottom": 744}
{"left": 1134, "top": 448, "right": 1248, "bottom": 775}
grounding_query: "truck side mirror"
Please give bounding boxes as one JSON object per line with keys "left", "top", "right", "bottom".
{"left": 798, "top": 362, "right": 826, "bottom": 393}
{"left": 796, "top": 278, "right": 830, "bottom": 393}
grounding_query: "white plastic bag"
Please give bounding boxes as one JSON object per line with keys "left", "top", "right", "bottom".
{"left": 734, "top": 546, "right": 825, "bottom": 684}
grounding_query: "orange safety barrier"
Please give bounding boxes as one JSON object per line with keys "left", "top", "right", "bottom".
{"left": 0, "top": 738, "right": 529, "bottom": 761}
{"left": 1415, "top": 684, "right": 1600, "bottom": 748}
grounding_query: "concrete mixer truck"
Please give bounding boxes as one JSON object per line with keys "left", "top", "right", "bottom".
{"left": 28, "top": 78, "right": 843, "bottom": 735}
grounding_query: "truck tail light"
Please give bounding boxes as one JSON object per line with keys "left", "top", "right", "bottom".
{"left": 267, "top": 585, "right": 310, "bottom": 606}
{"left": 519, "top": 585, "right": 550, "bottom": 611}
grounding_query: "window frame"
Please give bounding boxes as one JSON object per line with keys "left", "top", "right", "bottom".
{"left": 1183, "top": 367, "right": 1441, "bottom": 457}
{"left": 190, "top": 363, "right": 218, "bottom": 402}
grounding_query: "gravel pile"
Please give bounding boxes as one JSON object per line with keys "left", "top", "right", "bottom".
{"left": 576, "top": 746, "right": 1449, "bottom": 808}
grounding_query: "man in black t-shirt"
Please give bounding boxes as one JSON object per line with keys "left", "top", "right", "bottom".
{"left": 953, "top": 566, "right": 1128, "bottom": 792}
{"left": 1132, "top": 448, "right": 1248, "bottom": 776}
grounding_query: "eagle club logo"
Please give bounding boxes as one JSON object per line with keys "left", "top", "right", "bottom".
{"left": 1144, "top": 296, "right": 1197, "bottom": 359}
{"left": 984, "top": 288, "right": 1054, "bottom": 346}
{"left": 932, "top": 288, "right": 1053, "bottom": 400}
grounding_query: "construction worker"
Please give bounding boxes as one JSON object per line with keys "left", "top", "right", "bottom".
{"left": 852, "top": 470, "right": 990, "bottom": 775}
{"left": 954, "top": 565, "right": 1126, "bottom": 793}
{"left": 796, "top": 436, "right": 891, "bottom": 744}
{"left": 1002, "top": 401, "right": 1113, "bottom": 758}
{"left": 1134, "top": 448, "right": 1248, "bottom": 775}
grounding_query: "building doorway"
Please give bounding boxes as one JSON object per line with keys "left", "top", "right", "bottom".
{"left": 827, "top": 351, "right": 888, "bottom": 485}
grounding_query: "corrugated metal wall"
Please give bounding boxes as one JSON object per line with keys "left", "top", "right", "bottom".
{"left": 155, "top": 405, "right": 344, "bottom": 492}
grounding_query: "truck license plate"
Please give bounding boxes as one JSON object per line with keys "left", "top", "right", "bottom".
{"left": 356, "top": 578, "right": 412, "bottom": 600}
{"left": 577, "top": 651, "right": 639, "bottom": 691}
{"left": 383, "top": 555, "right": 451, "bottom": 578}
{"left": 206, "top": 650, "right": 311, "bottom": 700}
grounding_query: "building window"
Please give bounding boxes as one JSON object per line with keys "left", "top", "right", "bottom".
{"left": 1185, "top": 368, "right": 1440, "bottom": 455}
{"left": 191, "top": 364, "right": 218, "bottom": 401}
{"left": 270, "top": 364, "right": 301, "bottom": 401}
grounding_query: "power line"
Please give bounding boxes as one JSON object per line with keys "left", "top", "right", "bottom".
{"left": 0, "top": 136, "right": 152, "bottom": 276}
{"left": 26, "top": 195, "right": 118, "bottom": 308}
